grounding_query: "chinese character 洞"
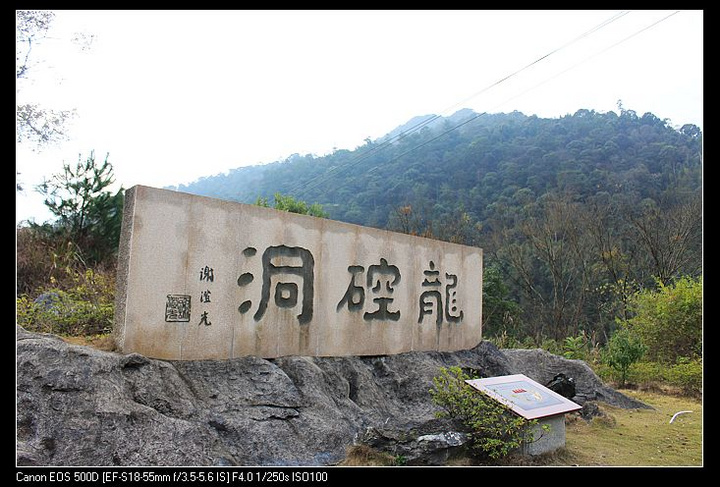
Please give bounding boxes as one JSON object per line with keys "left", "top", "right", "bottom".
{"left": 236, "top": 247, "right": 256, "bottom": 314}
{"left": 251, "top": 245, "right": 315, "bottom": 324}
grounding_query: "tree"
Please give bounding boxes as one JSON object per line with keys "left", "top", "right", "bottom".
{"left": 481, "top": 263, "right": 521, "bottom": 338}
{"left": 16, "top": 10, "right": 77, "bottom": 150}
{"left": 601, "top": 327, "right": 646, "bottom": 387}
{"left": 630, "top": 194, "right": 702, "bottom": 285}
{"left": 493, "top": 192, "right": 595, "bottom": 341}
{"left": 16, "top": 10, "right": 55, "bottom": 80}
{"left": 35, "top": 151, "right": 124, "bottom": 266}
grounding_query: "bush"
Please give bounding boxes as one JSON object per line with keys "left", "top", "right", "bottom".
{"left": 624, "top": 276, "right": 702, "bottom": 363}
{"left": 663, "top": 358, "right": 702, "bottom": 397}
{"left": 601, "top": 327, "right": 646, "bottom": 387}
{"left": 16, "top": 225, "right": 84, "bottom": 296}
{"left": 17, "top": 267, "right": 115, "bottom": 336}
{"left": 255, "top": 192, "right": 328, "bottom": 218}
{"left": 597, "top": 359, "right": 702, "bottom": 397}
{"left": 429, "top": 366, "right": 537, "bottom": 460}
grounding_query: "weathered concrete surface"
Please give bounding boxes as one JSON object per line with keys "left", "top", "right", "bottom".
{"left": 115, "top": 185, "right": 483, "bottom": 360}
{"left": 17, "top": 326, "right": 649, "bottom": 466}
{"left": 521, "top": 415, "right": 567, "bottom": 456}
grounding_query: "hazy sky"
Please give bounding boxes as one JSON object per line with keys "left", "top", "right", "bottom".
{"left": 16, "top": 9, "right": 703, "bottom": 224}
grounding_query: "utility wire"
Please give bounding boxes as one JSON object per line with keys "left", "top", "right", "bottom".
{"left": 349, "top": 10, "right": 682, "bottom": 192}
{"left": 284, "top": 10, "right": 669, "bottom": 200}
{"left": 482, "top": 11, "right": 682, "bottom": 120}
{"left": 286, "top": 10, "right": 630, "bottom": 200}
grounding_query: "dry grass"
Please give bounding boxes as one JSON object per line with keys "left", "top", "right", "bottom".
{"left": 558, "top": 389, "right": 703, "bottom": 466}
{"left": 61, "top": 334, "right": 117, "bottom": 352}
{"left": 339, "top": 445, "right": 399, "bottom": 466}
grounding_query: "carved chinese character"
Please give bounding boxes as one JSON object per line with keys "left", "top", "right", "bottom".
{"left": 242, "top": 245, "right": 315, "bottom": 325}
{"left": 337, "top": 265, "right": 365, "bottom": 312}
{"left": 364, "top": 258, "right": 401, "bottom": 321}
{"left": 198, "top": 310, "right": 212, "bottom": 326}
{"left": 419, "top": 261, "right": 443, "bottom": 326}
{"left": 418, "top": 261, "right": 464, "bottom": 326}
{"left": 199, "top": 266, "right": 214, "bottom": 282}
{"left": 337, "top": 258, "right": 401, "bottom": 321}
{"left": 444, "top": 272, "right": 464, "bottom": 323}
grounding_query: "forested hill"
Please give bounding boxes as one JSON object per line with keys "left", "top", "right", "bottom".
{"left": 173, "top": 108, "right": 701, "bottom": 231}
{"left": 172, "top": 108, "right": 702, "bottom": 342}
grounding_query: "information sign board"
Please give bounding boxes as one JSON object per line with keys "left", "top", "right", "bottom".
{"left": 465, "top": 374, "right": 581, "bottom": 419}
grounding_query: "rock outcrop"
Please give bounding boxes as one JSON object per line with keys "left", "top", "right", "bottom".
{"left": 16, "top": 326, "right": 647, "bottom": 466}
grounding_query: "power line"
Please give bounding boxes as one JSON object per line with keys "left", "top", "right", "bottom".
{"left": 285, "top": 10, "right": 672, "bottom": 201}
{"left": 285, "top": 10, "right": 630, "bottom": 200}
{"left": 354, "top": 11, "right": 683, "bottom": 189}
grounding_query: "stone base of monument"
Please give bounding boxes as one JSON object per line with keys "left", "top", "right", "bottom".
{"left": 520, "top": 414, "right": 567, "bottom": 456}
{"left": 466, "top": 374, "right": 582, "bottom": 457}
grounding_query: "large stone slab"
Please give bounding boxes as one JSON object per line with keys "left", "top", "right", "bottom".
{"left": 114, "top": 185, "right": 483, "bottom": 359}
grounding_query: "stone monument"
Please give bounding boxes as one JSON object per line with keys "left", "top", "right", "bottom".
{"left": 114, "top": 185, "right": 483, "bottom": 360}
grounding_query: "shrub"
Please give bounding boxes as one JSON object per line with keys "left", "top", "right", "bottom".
{"left": 16, "top": 267, "right": 115, "bottom": 336}
{"left": 562, "top": 332, "right": 593, "bottom": 360}
{"left": 16, "top": 225, "right": 84, "bottom": 296}
{"left": 663, "top": 358, "right": 702, "bottom": 397}
{"left": 601, "top": 327, "right": 646, "bottom": 387}
{"left": 429, "top": 366, "right": 537, "bottom": 460}
{"left": 623, "top": 276, "right": 702, "bottom": 363}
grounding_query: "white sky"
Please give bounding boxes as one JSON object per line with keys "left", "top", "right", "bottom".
{"left": 16, "top": 9, "right": 703, "bottom": 224}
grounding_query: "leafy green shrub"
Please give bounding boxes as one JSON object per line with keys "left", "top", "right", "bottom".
{"left": 663, "top": 358, "right": 702, "bottom": 396}
{"left": 17, "top": 268, "right": 115, "bottom": 336}
{"left": 561, "top": 332, "right": 595, "bottom": 360}
{"left": 623, "top": 276, "right": 702, "bottom": 363}
{"left": 255, "top": 192, "right": 328, "bottom": 218}
{"left": 623, "top": 360, "right": 665, "bottom": 385}
{"left": 601, "top": 327, "right": 646, "bottom": 387}
{"left": 597, "top": 359, "right": 702, "bottom": 397}
{"left": 539, "top": 338, "right": 563, "bottom": 356}
{"left": 429, "top": 366, "right": 537, "bottom": 460}
{"left": 485, "top": 330, "right": 523, "bottom": 349}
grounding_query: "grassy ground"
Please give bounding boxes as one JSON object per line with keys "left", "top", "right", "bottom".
{"left": 344, "top": 388, "right": 703, "bottom": 467}
{"left": 464, "top": 388, "right": 703, "bottom": 467}
{"left": 558, "top": 388, "right": 703, "bottom": 466}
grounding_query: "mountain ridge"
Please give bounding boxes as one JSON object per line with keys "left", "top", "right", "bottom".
{"left": 169, "top": 107, "right": 701, "bottom": 230}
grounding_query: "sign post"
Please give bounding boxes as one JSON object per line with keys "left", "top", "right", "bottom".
{"left": 466, "top": 374, "right": 581, "bottom": 455}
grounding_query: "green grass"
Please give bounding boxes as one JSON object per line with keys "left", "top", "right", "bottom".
{"left": 559, "top": 388, "right": 703, "bottom": 466}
